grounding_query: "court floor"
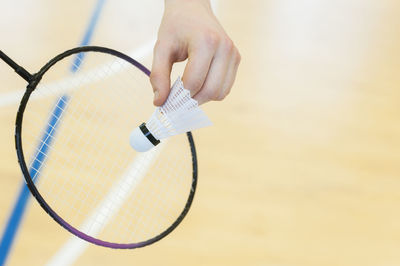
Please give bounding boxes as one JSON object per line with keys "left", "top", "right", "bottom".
{"left": 1, "top": 0, "right": 400, "bottom": 265}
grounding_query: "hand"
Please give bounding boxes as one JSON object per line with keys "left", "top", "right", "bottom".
{"left": 150, "top": 0, "right": 241, "bottom": 106}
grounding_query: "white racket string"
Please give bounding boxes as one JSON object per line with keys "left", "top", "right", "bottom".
{"left": 21, "top": 51, "right": 193, "bottom": 244}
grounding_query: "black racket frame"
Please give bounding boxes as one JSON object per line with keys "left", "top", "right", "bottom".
{"left": 1, "top": 46, "right": 198, "bottom": 249}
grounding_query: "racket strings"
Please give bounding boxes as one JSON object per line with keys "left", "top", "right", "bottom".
{"left": 22, "top": 51, "right": 193, "bottom": 244}
{"left": 103, "top": 139, "right": 189, "bottom": 241}
{"left": 26, "top": 57, "right": 141, "bottom": 209}
{"left": 88, "top": 149, "right": 163, "bottom": 236}
{"left": 72, "top": 58, "right": 192, "bottom": 235}
{"left": 120, "top": 145, "right": 188, "bottom": 241}
{"left": 27, "top": 57, "right": 135, "bottom": 172}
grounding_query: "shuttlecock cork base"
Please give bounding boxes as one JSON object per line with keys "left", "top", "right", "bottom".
{"left": 130, "top": 123, "right": 160, "bottom": 152}
{"left": 130, "top": 77, "right": 212, "bottom": 152}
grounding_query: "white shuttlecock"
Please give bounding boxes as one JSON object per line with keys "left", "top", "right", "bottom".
{"left": 130, "top": 77, "right": 212, "bottom": 152}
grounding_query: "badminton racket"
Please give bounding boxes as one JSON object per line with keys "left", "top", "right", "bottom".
{"left": 0, "top": 46, "right": 198, "bottom": 249}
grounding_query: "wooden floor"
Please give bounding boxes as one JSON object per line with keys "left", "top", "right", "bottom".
{"left": 1, "top": 0, "right": 400, "bottom": 265}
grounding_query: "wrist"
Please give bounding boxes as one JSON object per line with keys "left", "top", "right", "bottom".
{"left": 165, "top": 0, "right": 211, "bottom": 8}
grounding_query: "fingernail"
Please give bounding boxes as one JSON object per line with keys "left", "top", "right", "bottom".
{"left": 153, "top": 90, "right": 159, "bottom": 102}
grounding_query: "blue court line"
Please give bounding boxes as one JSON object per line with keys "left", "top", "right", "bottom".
{"left": 0, "top": 0, "right": 106, "bottom": 264}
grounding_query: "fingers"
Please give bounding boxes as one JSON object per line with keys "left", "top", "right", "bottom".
{"left": 193, "top": 39, "right": 240, "bottom": 105}
{"left": 192, "top": 52, "right": 229, "bottom": 105}
{"left": 218, "top": 49, "right": 241, "bottom": 100}
{"left": 182, "top": 38, "right": 216, "bottom": 97}
{"left": 150, "top": 41, "right": 175, "bottom": 106}
{"left": 151, "top": 0, "right": 240, "bottom": 106}
{"left": 151, "top": 34, "right": 240, "bottom": 106}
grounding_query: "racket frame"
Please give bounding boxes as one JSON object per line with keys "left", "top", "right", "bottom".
{"left": 13, "top": 46, "right": 198, "bottom": 249}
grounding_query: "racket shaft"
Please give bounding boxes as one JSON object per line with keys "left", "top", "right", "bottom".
{"left": 0, "top": 51, "right": 32, "bottom": 82}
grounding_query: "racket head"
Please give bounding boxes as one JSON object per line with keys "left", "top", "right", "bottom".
{"left": 15, "top": 46, "right": 198, "bottom": 249}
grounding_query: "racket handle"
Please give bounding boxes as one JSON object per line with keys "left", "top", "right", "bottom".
{"left": 0, "top": 50, "right": 32, "bottom": 83}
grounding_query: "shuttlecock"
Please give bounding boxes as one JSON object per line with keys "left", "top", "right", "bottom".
{"left": 130, "top": 77, "right": 212, "bottom": 152}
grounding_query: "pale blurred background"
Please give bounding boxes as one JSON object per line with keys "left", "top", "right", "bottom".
{"left": 1, "top": 0, "right": 400, "bottom": 265}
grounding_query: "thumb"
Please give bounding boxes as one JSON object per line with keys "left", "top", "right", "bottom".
{"left": 150, "top": 41, "right": 174, "bottom": 106}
